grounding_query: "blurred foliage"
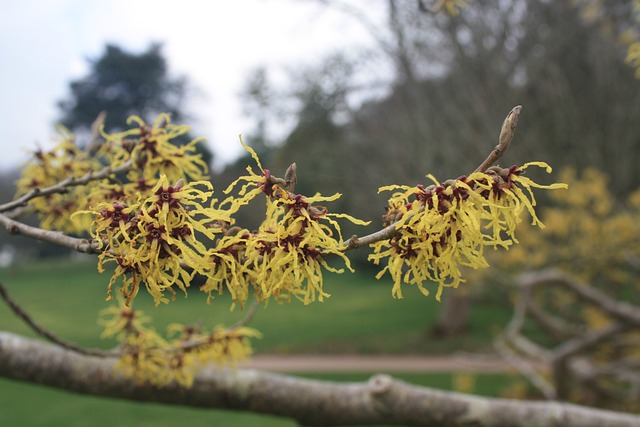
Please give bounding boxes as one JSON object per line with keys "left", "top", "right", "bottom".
{"left": 487, "top": 167, "right": 640, "bottom": 296}
{"left": 59, "top": 43, "right": 186, "bottom": 132}
{"left": 475, "top": 167, "right": 640, "bottom": 410}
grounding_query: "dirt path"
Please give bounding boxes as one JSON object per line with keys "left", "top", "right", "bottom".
{"left": 239, "top": 354, "right": 513, "bottom": 373}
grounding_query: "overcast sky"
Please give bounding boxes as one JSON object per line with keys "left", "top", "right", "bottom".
{"left": 0, "top": 0, "right": 384, "bottom": 172}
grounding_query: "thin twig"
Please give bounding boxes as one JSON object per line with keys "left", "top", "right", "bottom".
{"left": 343, "top": 222, "right": 399, "bottom": 249}
{"left": 344, "top": 106, "right": 524, "bottom": 249}
{"left": 474, "top": 105, "right": 522, "bottom": 173}
{"left": 0, "top": 159, "right": 133, "bottom": 214}
{"left": 0, "top": 281, "right": 116, "bottom": 357}
{"left": 0, "top": 212, "right": 101, "bottom": 254}
{"left": 494, "top": 336, "right": 557, "bottom": 400}
{"left": 86, "top": 111, "right": 107, "bottom": 153}
{"left": 229, "top": 299, "right": 259, "bottom": 330}
{"left": 173, "top": 300, "right": 261, "bottom": 354}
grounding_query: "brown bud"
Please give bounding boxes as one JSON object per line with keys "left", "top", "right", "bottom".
{"left": 284, "top": 163, "right": 297, "bottom": 193}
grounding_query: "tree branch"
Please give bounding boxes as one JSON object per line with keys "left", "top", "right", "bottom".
{"left": 343, "top": 222, "right": 399, "bottom": 249}
{"left": 518, "top": 269, "right": 640, "bottom": 327}
{"left": 0, "top": 159, "right": 132, "bottom": 214}
{"left": 499, "top": 269, "right": 640, "bottom": 402}
{"left": 1, "top": 332, "right": 639, "bottom": 426}
{"left": 0, "top": 282, "right": 113, "bottom": 357}
{"left": 344, "top": 105, "right": 524, "bottom": 249}
{"left": 494, "top": 336, "right": 557, "bottom": 400}
{"left": 0, "top": 212, "right": 100, "bottom": 253}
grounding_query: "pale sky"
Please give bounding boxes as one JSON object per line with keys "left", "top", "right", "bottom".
{"left": 0, "top": 0, "right": 384, "bottom": 172}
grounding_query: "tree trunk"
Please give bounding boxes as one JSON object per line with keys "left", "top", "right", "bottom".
{"left": 431, "top": 289, "right": 471, "bottom": 338}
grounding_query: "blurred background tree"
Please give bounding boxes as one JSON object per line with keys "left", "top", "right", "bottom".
{"left": 57, "top": 42, "right": 213, "bottom": 167}
{"left": 483, "top": 167, "right": 640, "bottom": 410}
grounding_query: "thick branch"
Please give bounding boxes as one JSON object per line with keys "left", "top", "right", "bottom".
{"left": 1, "top": 332, "right": 640, "bottom": 427}
{"left": 500, "top": 270, "right": 640, "bottom": 401}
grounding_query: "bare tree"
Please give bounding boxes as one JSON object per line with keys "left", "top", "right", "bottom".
{"left": 497, "top": 270, "right": 640, "bottom": 411}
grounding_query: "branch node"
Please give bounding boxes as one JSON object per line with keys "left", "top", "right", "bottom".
{"left": 346, "top": 235, "right": 360, "bottom": 249}
{"left": 369, "top": 374, "right": 393, "bottom": 396}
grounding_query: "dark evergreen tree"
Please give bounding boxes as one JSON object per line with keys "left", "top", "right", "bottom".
{"left": 58, "top": 43, "right": 213, "bottom": 166}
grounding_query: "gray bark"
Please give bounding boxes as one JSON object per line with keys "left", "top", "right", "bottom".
{"left": 2, "top": 332, "right": 640, "bottom": 426}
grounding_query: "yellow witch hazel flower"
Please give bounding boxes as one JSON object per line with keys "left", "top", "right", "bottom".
{"left": 245, "top": 189, "right": 369, "bottom": 305}
{"left": 15, "top": 126, "right": 101, "bottom": 234}
{"left": 370, "top": 162, "right": 566, "bottom": 300}
{"left": 220, "top": 141, "right": 369, "bottom": 306}
{"left": 221, "top": 137, "right": 281, "bottom": 209}
{"left": 76, "top": 174, "right": 222, "bottom": 306}
{"left": 100, "top": 303, "right": 260, "bottom": 388}
{"left": 100, "top": 113, "right": 209, "bottom": 183}
{"left": 202, "top": 229, "right": 255, "bottom": 308}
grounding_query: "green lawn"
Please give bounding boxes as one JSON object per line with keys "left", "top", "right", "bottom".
{"left": 0, "top": 258, "right": 516, "bottom": 426}
{"left": 0, "top": 258, "right": 512, "bottom": 354}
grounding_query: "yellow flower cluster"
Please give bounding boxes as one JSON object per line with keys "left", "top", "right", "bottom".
{"left": 77, "top": 174, "right": 222, "bottom": 305}
{"left": 15, "top": 127, "right": 101, "bottom": 233}
{"left": 243, "top": 190, "right": 368, "bottom": 305}
{"left": 100, "top": 304, "right": 260, "bottom": 388}
{"left": 73, "top": 136, "right": 368, "bottom": 309}
{"left": 100, "top": 113, "right": 209, "bottom": 183}
{"left": 17, "top": 115, "right": 373, "bottom": 387}
{"left": 203, "top": 141, "right": 369, "bottom": 306}
{"left": 369, "top": 162, "right": 567, "bottom": 300}
{"left": 16, "top": 115, "right": 209, "bottom": 237}
{"left": 15, "top": 112, "right": 570, "bottom": 388}
{"left": 91, "top": 114, "right": 209, "bottom": 210}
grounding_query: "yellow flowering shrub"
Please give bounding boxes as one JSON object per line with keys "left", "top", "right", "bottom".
{"left": 623, "top": 0, "right": 640, "bottom": 78}
{"left": 491, "top": 167, "right": 640, "bottom": 289}
{"left": 481, "top": 167, "right": 640, "bottom": 409}
{"left": 13, "top": 112, "right": 567, "bottom": 388}
{"left": 427, "top": 0, "right": 468, "bottom": 15}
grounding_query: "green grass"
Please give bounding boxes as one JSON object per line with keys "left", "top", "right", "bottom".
{"left": 0, "top": 378, "right": 295, "bottom": 427}
{"left": 0, "top": 258, "right": 511, "bottom": 354}
{"left": 0, "top": 258, "right": 516, "bottom": 426}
